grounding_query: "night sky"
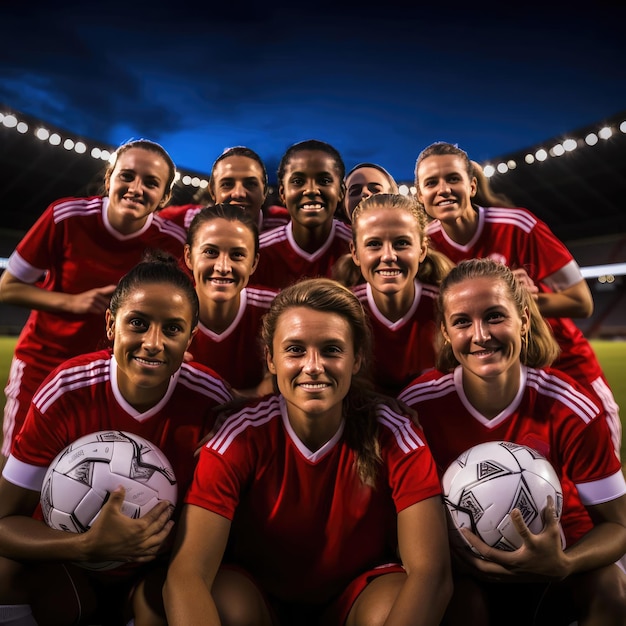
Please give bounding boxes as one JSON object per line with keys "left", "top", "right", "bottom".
{"left": 2, "top": 2, "right": 625, "bottom": 181}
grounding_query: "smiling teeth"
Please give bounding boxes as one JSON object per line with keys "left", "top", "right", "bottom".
{"left": 301, "top": 383, "right": 328, "bottom": 389}
{"left": 302, "top": 204, "right": 323, "bottom": 209}
{"left": 135, "top": 357, "right": 163, "bottom": 366}
{"left": 378, "top": 270, "right": 401, "bottom": 276}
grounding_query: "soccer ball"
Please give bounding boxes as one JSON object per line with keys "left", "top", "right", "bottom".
{"left": 40, "top": 430, "right": 178, "bottom": 571}
{"left": 442, "top": 441, "right": 563, "bottom": 552}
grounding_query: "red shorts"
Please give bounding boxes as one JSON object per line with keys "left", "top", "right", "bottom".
{"left": 222, "top": 562, "right": 406, "bottom": 626}
{"left": 322, "top": 562, "right": 406, "bottom": 625}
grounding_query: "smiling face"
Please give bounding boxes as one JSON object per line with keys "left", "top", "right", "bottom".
{"left": 416, "top": 154, "right": 477, "bottom": 224}
{"left": 184, "top": 217, "right": 259, "bottom": 305}
{"left": 345, "top": 166, "right": 395, "bottom": 219}
{"left": 441, "top": 276, "right": 528, "bottom": 387}
{"left": 279, "top": 150, "right": 344, "bottom": 230}
{"left": 106, "top": 147, "right": 172, "bottom": 234}
{"left": 266, "top": 306, "right": 361, "bottom": 428}
{"left": 351, "top": 206, "right": 427, "bottom": 299}
{"left": 210, "top": 155, "right": 267, "bottom": 222}
{"left": 106, "top": 283, "right": 195, "bottom": 411}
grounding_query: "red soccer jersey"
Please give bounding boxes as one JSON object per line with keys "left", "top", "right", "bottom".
{"left": 398, "top": 366, "right": 626, "bottom": 546}
{"left": 158, "top": 204, "right": 290, "bottom": 233}
{"left": 158, "top": 203, "right": 203, "bottom": 230}
{"left": 426, "top": 205, "right": 602, "bottom": 382}
{"left": 5, "top": 349, "right": 233, "bottom": 501}
{"left": 8, "top": 196, "right": 187, "bottom": 373}
{"left": 261, "top": 205, "right": 290, "bottom": 231}
{"left": 188, "top": 287, "right": 277, "bottom": 390}
{"left": 251, "top": 220, "right": 352, "bottom": 290}
{"left": 186, "top": 394, "right": 441, "bottom": 605}
{"left": 352, "top": 281, "right": 438, "bottom": 396}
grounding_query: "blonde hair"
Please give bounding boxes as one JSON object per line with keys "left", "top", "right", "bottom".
{"left": 436, "top": 258, "right": 560, "bottom": 372}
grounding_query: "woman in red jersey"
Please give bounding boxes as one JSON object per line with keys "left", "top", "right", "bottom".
{"left": 414, "top": 140, "right": 622, "bottom": 459}
{"left": 399, "top": 258, "right": 626, "bottom": 626}
{"left": 159, "top": 146, "right": 289, "bottom": 233}
{"left": 251, "top": 140, "right": 353, "bottom": 291}
{"left": 0, "top": 252, "right": 232, "bottom": 626}
{"left": 184, "top": 203, "right": 277, "bottom": 397}
{"left": 344, "top": 193, "right": 453, "bottom": 396}
{"left": 0, "top": 139, "right": 187, "bottom": 465}
{"left": 164, "top": 278, "right": 452, "bottom": 626}
{"left": 332, "top": 163, "right": 403, "bottom": 286}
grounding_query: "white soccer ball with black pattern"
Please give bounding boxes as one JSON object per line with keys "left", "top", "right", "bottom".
{"left": 442, "top": 441, "right": 563, "bottom": 552}
{"left": 40, "top": 430, "right": 177, "bottom": 570}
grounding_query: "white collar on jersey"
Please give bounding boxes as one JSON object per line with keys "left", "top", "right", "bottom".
{"left": 110, "top": 355, "right": 180, "bottom": 421}
{"left": 454, "top": 363, "right": 526, "bottom": 428}
{"left": 279, "top": 395, "right": 345, "bottom": 462}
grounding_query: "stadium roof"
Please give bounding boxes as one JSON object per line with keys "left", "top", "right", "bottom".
{"left": 476, "top": 110, "right": 626, "bottom": 242}
{"left": 1, "top": 105, "right": 625, "bottom": 243}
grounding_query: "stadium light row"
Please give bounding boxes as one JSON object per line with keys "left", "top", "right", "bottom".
{"left": 1, "top": 107, "right": 625, "bottom": 280}
{"left": 480, "top": 120, "right": 626, "bottom": 178}
{"left": 0, "top": 110, "right": 210, "bottom": 191}
{"left": 3, "top": 107, "right": 625, "bottom": 193}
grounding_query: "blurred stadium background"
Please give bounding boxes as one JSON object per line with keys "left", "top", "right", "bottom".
{"left": 1, "top": 105, "right": 625, "bottom": 438}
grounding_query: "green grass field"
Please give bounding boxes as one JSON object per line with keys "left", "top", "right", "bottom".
{"left": 0, "top": 336, "right": 625, "bottom": 459}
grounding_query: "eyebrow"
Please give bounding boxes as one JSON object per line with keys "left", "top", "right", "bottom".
{"left": 125, "top": 310, "right": 188, "bottom": 324}
{"left": 219, "top": 176, "right": 260, "bottom": 182}
{"left": 281, "top": 336, "right": 347, "bottom": 345}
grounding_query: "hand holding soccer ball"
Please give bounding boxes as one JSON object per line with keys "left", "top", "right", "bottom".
{"left": 442, "top": 441, "right": 567, "bottom": 580}
{"left": 81, "top": 485, "right": 175, "bottom": 567}
{"left": 40, "top": 430, "right": 178, "bottom": 570}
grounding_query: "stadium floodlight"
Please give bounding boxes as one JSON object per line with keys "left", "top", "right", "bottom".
{"left": 535, "top": 149, "right": 548, "bottom": 161}
{"left": 2, "top": 114, "right": 17, "bottom": 128}
{"left": 598, "top": 126, "right": 613, "bottom": 140}
{"left": 562, "top": 138, "right": 577, "bottom": 151}
{"left": 483, "top": 164, "right": 495, "bottom": 177}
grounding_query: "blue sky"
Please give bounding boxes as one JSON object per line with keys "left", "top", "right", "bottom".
{"left": 1, "top": 3, "right": 625, "bottom": 182}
